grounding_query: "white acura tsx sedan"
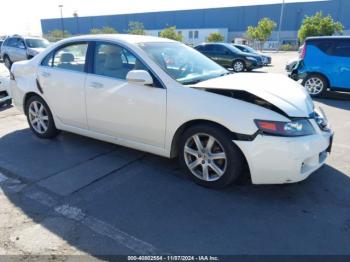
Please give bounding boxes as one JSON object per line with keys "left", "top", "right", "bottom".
{"left": 9, "top": 35, "right": 333, "bottom": 188}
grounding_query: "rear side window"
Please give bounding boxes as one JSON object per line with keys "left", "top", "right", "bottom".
{"left": 41, "top": 42, "right": 88, "bottom": 72}
{"left": 310, "top": 40, "right": 333, "bottom": 55}
{"left": 54, "top": 43, "right": 88, "bottom": 72}
{"left": 331, "top": 40, "right": 350, "bottom": 57}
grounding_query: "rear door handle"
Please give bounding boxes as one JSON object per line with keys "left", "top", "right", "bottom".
{"left": 90, "top": 82, "right": 104, "bottom": 88}
{"left": 41, "top": 72, "right": 51, "bottom": 78}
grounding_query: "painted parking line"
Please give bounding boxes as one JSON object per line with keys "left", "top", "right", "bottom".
{"left": 55, "top": 204, "right": 165, "bottom": 255}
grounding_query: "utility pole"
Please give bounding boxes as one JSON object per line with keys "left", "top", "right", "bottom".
{"left": 73, "top": 11, "right": 80, "bottom": 35}
{"left": 59, "top": 5, "right": 65, "bottom": 38}
{"left": 277, "top": 0, "right": 286, "bottom": 51}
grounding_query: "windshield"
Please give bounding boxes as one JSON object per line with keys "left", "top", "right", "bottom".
{"left": 138, "top": 42, "right": 229, "bottom": 85}
{"left": 25, "top": 39, "right": 50, "bottom": 48}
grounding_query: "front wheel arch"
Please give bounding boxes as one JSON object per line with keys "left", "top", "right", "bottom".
{"left": 170, "top": 120, "right": 251, "bottom": 179}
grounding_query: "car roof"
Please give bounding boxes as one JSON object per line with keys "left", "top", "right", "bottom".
{"left": 194, "top": 42, "right": 230, "bottom": 48}
{"left": 59, "top": 34, "right": 176, "bottom": 45}
{"left": 306, "top": 36, "right": 350, "bottom": 41}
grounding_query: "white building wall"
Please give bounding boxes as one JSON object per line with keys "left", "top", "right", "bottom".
{"left": 146, "top": 28, "right": 228, "bottom": 46}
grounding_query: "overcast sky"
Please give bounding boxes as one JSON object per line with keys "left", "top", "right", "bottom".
{"left": 0, "top": 0, "right": 324, "bottom": 36}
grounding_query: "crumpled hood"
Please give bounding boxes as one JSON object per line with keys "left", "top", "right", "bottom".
{"left": 192, "top": 73, "right": 314, "bottom": 118}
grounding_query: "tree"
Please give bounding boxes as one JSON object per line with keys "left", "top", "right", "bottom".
{"left": 159, "top": 26, "right": 183, "bottom": 42}
{"left": 207, "top": 32, "right": 224, "bottom": 42}
{"left": 246, "top": 18, "right": 276, "bottom": 50}
{"left": 90, "top": 26, "right": 118, "bottom": 34}
{"left": 44, "top": 29, "right": 70, "bottom": 42}
{"left": 298, "top": 12, "right": 344, "bottom": 43}
{"left": 127, "top": 21, "right": 146, "bottom": 35}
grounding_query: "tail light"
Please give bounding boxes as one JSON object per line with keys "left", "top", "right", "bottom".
{"left": 300, "top": 44, "right": 306, "bottom": 59}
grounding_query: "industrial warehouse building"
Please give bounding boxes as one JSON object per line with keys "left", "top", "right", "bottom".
{"left": 41, "top": 0, "right": 349, "bottom": 47}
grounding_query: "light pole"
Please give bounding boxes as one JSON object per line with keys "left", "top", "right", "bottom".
{"left": 73, "top": 11, "right": 80, "bottom": 35}
{"left": 59, "top": 4, "right": 65, "bottom": 38}
{"left": 277, "top": 0, "right": 286, "bottom": 51}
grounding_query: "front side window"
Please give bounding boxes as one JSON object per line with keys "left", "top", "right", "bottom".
{"left": 52, "top": 43, "right": 88, "bottom": 72}
{"left": 139, "top": 42, "right": 228, "bottom": 85}
{"left": 93, "top": 42, "right": 147, "bottom": 80}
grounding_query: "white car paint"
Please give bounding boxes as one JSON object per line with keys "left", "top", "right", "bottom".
{"left": 9, "top": 34, "right": 333, "bottom": 185}
{"left": 0, "top": 75, "right": 11, "bottom": 105}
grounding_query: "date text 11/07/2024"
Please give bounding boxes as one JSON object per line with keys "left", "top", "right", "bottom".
{"left": 127, "top": 256, "right": 220, "bottom": 261}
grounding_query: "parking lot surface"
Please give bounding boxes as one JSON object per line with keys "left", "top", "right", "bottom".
{"left": 0, "top": 53, "right": 350, "bottom": 257}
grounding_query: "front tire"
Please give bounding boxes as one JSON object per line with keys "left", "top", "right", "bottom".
{"left": 232, "top": 60, "right": 246, "bottom": 73}
{"left": 179, "top": 124, "right": 244, "bottom": 188}
{"left": 302, "top": 74, "right": 328, "bottom": 97}
{"left": 25, "top": 95, "right": 59, "bottom": 139}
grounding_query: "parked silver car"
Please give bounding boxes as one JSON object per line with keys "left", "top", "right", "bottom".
{"left": 0, "top": 35, "right": 49, "bottom": 69}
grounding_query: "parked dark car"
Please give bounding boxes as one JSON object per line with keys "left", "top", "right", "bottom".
{"left": 233, "top": 44, "right": 272, "bottom": 65}
{"left": 194, "top": 43, "right": 263, "bottom": 72}
{"left": 291, "top": 36, "right": 350, "bottom": 97}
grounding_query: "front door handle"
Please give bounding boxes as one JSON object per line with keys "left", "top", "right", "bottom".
{"left": 41, "top": 72, "right": 51, "bottom": 78}
{"left": 90, "top": 82, "right": 104, "bottom": 88}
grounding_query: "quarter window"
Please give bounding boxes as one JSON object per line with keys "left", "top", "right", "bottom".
{"left": 52, "top": 43, "right": 88, "bottom": 72}
{"left": 93, "top": 42, "right": 147, "bottom": 80}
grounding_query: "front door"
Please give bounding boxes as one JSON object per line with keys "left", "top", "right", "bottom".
{"left": 85, "top": 42, "right": 166, "bottom": 148}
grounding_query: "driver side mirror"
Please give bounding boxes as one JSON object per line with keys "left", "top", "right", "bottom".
{"left": 126, "top": 70, "right": 154, "bottom": 86}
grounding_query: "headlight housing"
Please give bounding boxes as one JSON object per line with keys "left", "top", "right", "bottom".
{"left": 246, "top": 56, "right": 257, "bottom": 62}
{"left": 254, "top": 119, "right": 315, "bottom": 137}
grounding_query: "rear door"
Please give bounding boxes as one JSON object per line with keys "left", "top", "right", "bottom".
{"left": 37, "top": 42, "right": 89, "bottom": 129}
{"left": 328, "top": 39, "right": 350, "bottom": 89}
{"left": 212, "top": 45, "right": 234, "bottom": 68}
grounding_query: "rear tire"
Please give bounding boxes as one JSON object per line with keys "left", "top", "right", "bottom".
{"left": 179, "top": 124, "right": 244, "bottom": 188}
{"left": 302, "top": 74, "right": 328, "bottom": 98}
{"left": 25, "top": 95, "right": 59, "bottom": 139}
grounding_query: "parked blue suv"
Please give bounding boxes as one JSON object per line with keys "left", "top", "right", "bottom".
{"left": 293, "top": 36, "right": 350, "bottom": 97}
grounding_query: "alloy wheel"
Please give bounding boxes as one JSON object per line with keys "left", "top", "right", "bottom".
{"left": 233, "top": 61, "right": 244, "bottom": 72}
{"left": 304, "top": 77, "right": 324, "bottom": 95}
{"left": 184, "top": 133, "right": 227, "bottom": 182}
{"left": 28, "top": 101, "right": 49, "bottom": 134}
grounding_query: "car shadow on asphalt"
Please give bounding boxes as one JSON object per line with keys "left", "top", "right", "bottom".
{"left": 1, "top": 129, "right": 350, "bottom": 255}
{"left": 0, "top": 104, "right": 12, "bottom": 112}
{"left": 314, "top": 92, "right": 350, "bottom": 111}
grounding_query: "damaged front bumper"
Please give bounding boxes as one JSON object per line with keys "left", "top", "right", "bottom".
{"left": 234, "top": 119, "right": 333, "bottom": 184}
